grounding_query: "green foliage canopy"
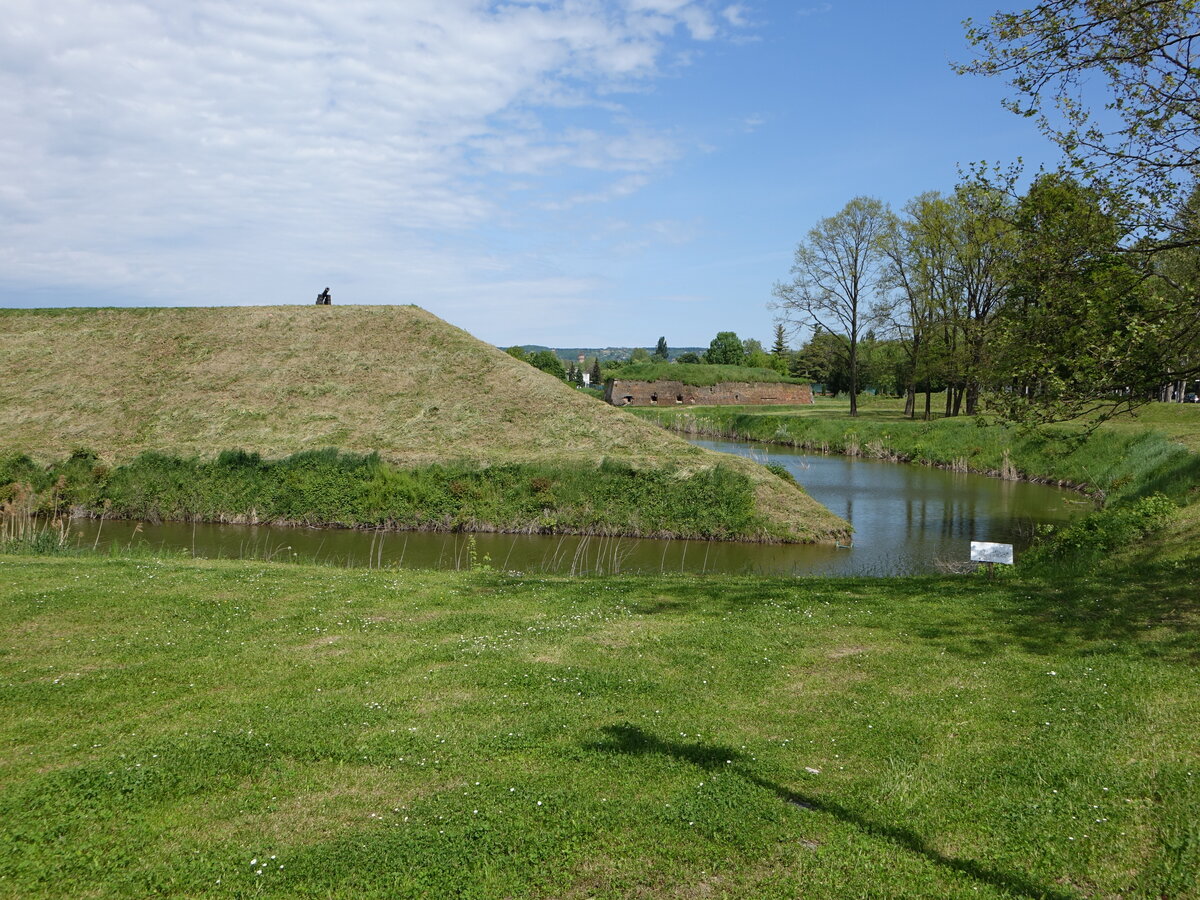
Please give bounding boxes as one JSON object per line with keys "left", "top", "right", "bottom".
{"left": 991, "top": 173, "right": 1179, "bottom": 422}
{"left": 706, "top": 331, "right": 746, "bottom": 365}
{"left": 958, "top": 0, "right": 1200, "bottom": 232}
{"left": 525, "top": 349, "right": 568, "bottom": 380}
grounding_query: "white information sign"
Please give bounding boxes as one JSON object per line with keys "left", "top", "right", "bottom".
{"left": 971, "top": 541, "right": 1014, "bottom": 565}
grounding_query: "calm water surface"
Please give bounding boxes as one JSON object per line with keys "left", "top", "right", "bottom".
{"left": 68, "top": 439, "right": 1088, "bottom": 576}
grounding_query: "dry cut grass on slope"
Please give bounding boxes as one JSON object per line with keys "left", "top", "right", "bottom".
{"left": 0, "top": 305, "right": 846, "bottom": 541}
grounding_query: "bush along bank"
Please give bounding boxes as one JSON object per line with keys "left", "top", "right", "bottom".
{"left": 1020, "top": 492, "right": 1179, "bottom": 572}
{"left": 0, "top": 449, "right": 770, "bottom": 542}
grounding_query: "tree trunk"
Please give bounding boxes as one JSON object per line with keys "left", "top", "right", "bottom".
{"left": 848, "top": 338, "right": 859, "bottom": 417}
{"left": 965, "top": 380, "right": 980, "bottom": 416}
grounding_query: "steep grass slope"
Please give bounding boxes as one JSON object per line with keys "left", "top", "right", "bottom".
{"left": 0, "top": 306, "right": 846, "bottom": 541}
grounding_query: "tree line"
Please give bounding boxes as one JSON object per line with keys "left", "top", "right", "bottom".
{"left": 775, "top": 0, "right": 1200, "bottom": 422}
{"left": 504, "top": 331, "right": 801, "bottom": 388}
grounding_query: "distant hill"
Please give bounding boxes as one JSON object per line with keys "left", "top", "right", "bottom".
{"left": 516, "top": 345, "right": 707, "bottom": 363}
{"left": 0, "top": 306, "right": 846, "bottom": 542}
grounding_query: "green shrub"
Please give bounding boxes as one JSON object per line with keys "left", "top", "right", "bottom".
{"left": 765, "top": 463, "right": 796, "bottom": 484}
{"left": 1023, "top": 493, "right": 1177, "bottom": 568}
{"left": 9, "top": 449, "right": 765, "bottom": 541}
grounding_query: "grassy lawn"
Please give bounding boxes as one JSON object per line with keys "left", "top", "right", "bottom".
{"left": 691, "top": 395, "right": 1200, "bottom": 454}
{"left": 2, "top": 554, "right": 1197, "bottom": 898}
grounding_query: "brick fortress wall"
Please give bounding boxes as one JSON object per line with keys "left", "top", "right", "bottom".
{"left": 605, "top": 379, "right": 813, "bottom": 407}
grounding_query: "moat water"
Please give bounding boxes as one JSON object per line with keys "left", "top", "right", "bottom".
{"left": 67, "top": 439, "right": 1087, "bottom": 576}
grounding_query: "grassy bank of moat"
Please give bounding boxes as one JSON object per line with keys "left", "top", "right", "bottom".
{"left": 631, "top": 399, "right": 1200, "bottom": 505}
{"left": 1, "top": 554, "right": 1197, "bottom": 898}
{"left": 0, "top": 447, "right": 847, "bottom": 545}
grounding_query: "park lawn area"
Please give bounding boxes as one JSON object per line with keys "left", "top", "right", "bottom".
{"left": 689, "top": 395, "right": 1200, "bottom": 454}
{"left": 1, "top": 554, "right": 1197, "bottom": 898}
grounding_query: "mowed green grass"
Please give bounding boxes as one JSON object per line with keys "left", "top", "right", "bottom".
{"left": 2, "top": 555, "right": 1197, "bottom": 898}
{"left": 671, "top": 394, "right": 1200, "bottom": 454}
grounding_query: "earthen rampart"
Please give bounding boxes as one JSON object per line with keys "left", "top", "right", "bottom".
{"left": 605, "top": 379, "right": 813, "bottom": 407}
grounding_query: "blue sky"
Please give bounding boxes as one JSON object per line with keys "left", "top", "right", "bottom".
{"left": 1, "top": 0, "right": 1057, "bottom": 348}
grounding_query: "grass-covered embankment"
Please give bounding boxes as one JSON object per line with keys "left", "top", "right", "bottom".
{"left": 610, "top": 362, "right": 807, "bottom": 386}
{"left": 0, "top": 307, "right": 793, "bottom": 470}
{"left": 0, "top": 449, "right": 772, "bottom": 541}
{"left": 0, "top": 306, "right": 847, "bottom": 543}
{"left": 1, "top": 554, "right": 1197, "bottom": 898}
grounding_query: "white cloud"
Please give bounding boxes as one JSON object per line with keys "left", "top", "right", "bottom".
{"left": 722, "top": 5, "right": 750, "bottom": 27}
{"left": 0, "top": 0, "right": 743, "bottom": 330}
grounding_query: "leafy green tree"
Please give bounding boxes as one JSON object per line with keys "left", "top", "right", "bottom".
{"left": 630, "top": 347, "right": 652, "bottom": 364}
{"left": 880, "top": 193, "right": 952, "bottom": 418}
{"left": 675, "top": 351, "right": 703, "bottom": 364}
{"left": 773, "top": 196, "right": 890, "bottom": 415}
{"left": 746, "top": 348, "right": 775, "bottom": 370}
{"left": 792, "top": 331, "right": 847, "bottom": 388}
{"left": 589, "top": 357, "right": 602, "bottom": 386}
{"left": 1153, "top": 187, "right": 1200, "bottom": 395}
{"left": 855, "top": 332, "right": 906, "bottom": 397}
{"left": 526, "top": 349, "right": 567, "bottom": 380}
{"left": 957, "top": 0, "right": 1200, "bottom": 234}
{"left": 991, "top": 173, "right": 1172, "bottom": 422}
{"left": 653, "top": 336, "right": 669, "bottom": 361}
{"left": 505, "top": 346, "right": 528, "bottom": 362}
{"left": 957, "top": 1, "right": 1200, "bottom": 415}
{"left": 953, "top": 178, "right": 1016, "bottom": 415}
{"left": 767, "top": 324, "right": 791, "bottom": 374}
{"left": 706, "top": 331, "right": 746, "bottom": 365}
{"left": 880, "top": 183, "right": 1015, "bottom": 419}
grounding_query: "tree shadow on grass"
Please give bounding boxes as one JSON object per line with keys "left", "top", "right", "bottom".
{"left": 585, "top": 723, "right": 1078, "bottom": 900}
{"left": 610, "top": 558, "right": 1200, "bottom": 661}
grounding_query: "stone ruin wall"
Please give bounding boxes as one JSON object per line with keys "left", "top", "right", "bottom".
{"left": 605, "top": 379, "right": 813, "bottom": 407}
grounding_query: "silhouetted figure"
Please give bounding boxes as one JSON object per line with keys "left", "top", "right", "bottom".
{"left": 316, "top": 287, "right": 332, "bottom": 305}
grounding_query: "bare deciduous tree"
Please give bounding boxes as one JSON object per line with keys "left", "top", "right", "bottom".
{"left": 772, "top": 197, "right": 890, "bottom": 416}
